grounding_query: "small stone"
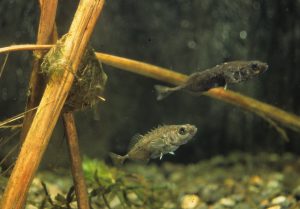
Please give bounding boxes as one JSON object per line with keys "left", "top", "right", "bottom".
{"left": 25, "top": 205, "right": 38, "bottom": 209}
{"left": 219, "top": 197, "right": 235, "bottom": 207}
{"left": 181, "top": 194, "right": 200, "bottom": 209}
{"left": 271, "top": 196, "right": 286, "bottom": 205}
{"left": 292, "top": 185, "right": 300, "bottom": 200}
{"left": 163, "top": 201, "right": 177, "bottom": 209}
{"left": 224, "top": 178, "right": 235, "bottom": 188}
{"left": 267, "top": 180, "right": 280, "bottom": 189}
{"left": 266, "top": 205, "right": 281, "bottom": 209}
{"left": 260, "top": 199, "right": 269, "bottom": 207}
{"left": 249, "top": 175, "right": 263, "bottom": 186}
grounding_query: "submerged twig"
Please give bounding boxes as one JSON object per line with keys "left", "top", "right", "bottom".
{"left": 63, "top": 112, "right": 90, "bottom": 209}
{"left": 95, "top": 53, "right": 300, "bottom": 134}
{"left": 20, "top": 0, "right": 58, "bottom": 143}
{"left": 0, "top": 124, "right": 22, "bottom": 130}
{"left": 0, "top": 130, "right": 20, "bottom": 148}
{"left": 0, "top": 143, "right": 19, "bottom": 173}
{"left": 102, "top": 194, "right": 112, "bottom": 209}
{"left": 0, "top": 44, "right": 300, "bottom": 134}
{"left": 0, "top": 130, "right": 20, "bottom": 176}
{"left": 0, "top": 0, "right": 106, "bottom": 208}
{"left": 0, "top": 162, "right": 15, "bottom": 177}
{"left": 0, "top": 106, "right": 39, "bottom": 128}
{"left": 41, "top": 181, "right": 54, "bottom": 206}
{"left": 0, "top": 53, "right": 9, "bottom": 79}
{"left": 0, "top": 44, "right": 52, "bottom": 54}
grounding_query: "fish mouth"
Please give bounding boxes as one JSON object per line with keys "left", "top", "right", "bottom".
{"left": 261, "top": 63, "right": 269, "bottom": 73}
{"left": 188, "top": 126, "right": 197, "bottom": 137}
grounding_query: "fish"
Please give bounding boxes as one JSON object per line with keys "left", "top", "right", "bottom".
{"left": 154, "top": 60, "right": 268, "bottom": 100}
{"left": 110, "top": 124, "right": 197, "bottom": 165}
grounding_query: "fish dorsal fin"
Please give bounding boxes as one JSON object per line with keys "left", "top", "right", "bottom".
{"left": 128, "top": 134, "right": 143, "bottom": 149}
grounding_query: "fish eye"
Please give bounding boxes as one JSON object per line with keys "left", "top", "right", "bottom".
{"left": 250, "top": 63, "right": 258, "bottom": 70}
{"left": 179, "top": 127, "right": 186, "bottom": 135}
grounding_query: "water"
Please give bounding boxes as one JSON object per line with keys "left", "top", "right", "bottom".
{"left": 0, "top": 0, "right": 300, "bottom": 208}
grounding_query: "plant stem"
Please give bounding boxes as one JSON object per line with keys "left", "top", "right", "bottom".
{"left": 95, "top": 52, "right": 300, "bottom": 133}
{"left": 20, "top": 0, "right": 58, "bottom": 143}
{"left": 1, "top": 44, "right": 300, "bottom": 132}
{"left": 63, "top": 113, "right": 90, "bottom": 209}
{"left": 0, "top": 0, "right": 105, "bottom": 208}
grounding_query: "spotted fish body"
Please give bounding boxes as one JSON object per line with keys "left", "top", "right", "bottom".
{"left": 155, "top": 60, "right": 268, "bottom": 100}
{"left": 110, "top": 124, "right": 197, "bottom": 165}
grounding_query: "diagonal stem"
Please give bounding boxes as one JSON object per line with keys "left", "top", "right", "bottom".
{"left": 0, "top": 0, "right": 105, "bottom": 208}
{"left": 0, "top": 44, "right": 300, "bottom": 133}
{"left": 63, "top": 113, "right": 90, "bottom": 209}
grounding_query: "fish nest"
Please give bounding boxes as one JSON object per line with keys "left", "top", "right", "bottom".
{"left": 41, "top": 39, "right": 107, "bottom": 112}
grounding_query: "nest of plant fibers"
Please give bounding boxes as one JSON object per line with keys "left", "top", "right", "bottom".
{"left": 41, "top": 43, "right": 107, "bottom": 112}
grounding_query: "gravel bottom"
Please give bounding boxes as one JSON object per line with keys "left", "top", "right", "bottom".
{"left": 1, "top": 152, "right": 300, "bottom": 209}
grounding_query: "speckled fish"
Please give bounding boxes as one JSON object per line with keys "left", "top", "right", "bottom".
{"left": 110, "top": 124, "right": 197, "bottom": 165}
{"left": 154, "top": 60, "right": 268, "bottom": 100}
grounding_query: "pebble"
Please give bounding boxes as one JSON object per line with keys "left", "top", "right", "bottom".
{"left": 249, "top": 175, "right": 263, "bottom": 186}
{"left": 271, "top": 196, "right": 286, "bottom": 205}
{"left": 266, "top": 205, "right": 281, "bottom": 209}
{"left": 219, "top": 197, "right": 235, "bottom": 207}
{"left": 181, "top": 194, "right": 200, "bottom": 209}
{"left": 292, "top": 185, "right": 300, "bottom": 200}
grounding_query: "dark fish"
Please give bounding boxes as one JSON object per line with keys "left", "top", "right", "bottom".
{"left": 110, "top": 124, "right": 197, "bottom": 165}
{"left": 155, "top": 60, "right": 268, "bottom": 100}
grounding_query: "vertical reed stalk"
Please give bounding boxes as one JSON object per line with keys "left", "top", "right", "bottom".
{"left": 0, "top": 0, "right": 105, "bottom": 208}
{"left": 63, "top": 113, "right": 90, "bottom": 209}
{"left": 20, "top": 0, "right": 58, "bottom": 142}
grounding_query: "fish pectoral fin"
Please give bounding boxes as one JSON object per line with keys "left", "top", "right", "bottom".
{"left": 159, "top": 153, "right": 163, "bottom": 160}
{"left": 169, "top": 151, "right": 175, "bottom": 155}
{"left": 224, "top": 83, "right": 228, "bottom": 90}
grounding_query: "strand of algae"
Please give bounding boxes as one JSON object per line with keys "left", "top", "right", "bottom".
{"left": 1, "top": 45, "right": 300, "bottom": 132}
{"left": 0, "top": 0, "right": 105, "bottom": 208}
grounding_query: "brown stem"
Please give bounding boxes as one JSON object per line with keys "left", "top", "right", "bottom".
{"left": 1, "top": 46, "right": 300, "bottom": 132}
{"left": 95, "top": 53, "right": 300, "bottom": 132}
{"left": 20, "top": 1, "right": 58, "bottom": 142}
{"left": 0, "top": 44, "right": 53, "bottom": 53}
{"left": 63, "top": 113, "right": 90, "bottom": 209}
{"left": 0, "top": 0, "right": 105, "bottom": 208}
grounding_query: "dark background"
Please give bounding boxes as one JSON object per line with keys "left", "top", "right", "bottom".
{"left": 0, "top": 0, "right": 299, "bottom": 167}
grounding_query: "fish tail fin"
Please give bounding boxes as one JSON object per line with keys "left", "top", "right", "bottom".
{"left": 154, "top": 85, "right": 175, "bottom": 100}
{"left": 109, "top": 152, "right": 127, "bottom": 165}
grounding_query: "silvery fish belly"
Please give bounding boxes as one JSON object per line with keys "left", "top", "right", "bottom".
{"left": 110, "top": 124, "right": 198, "bottom": 165}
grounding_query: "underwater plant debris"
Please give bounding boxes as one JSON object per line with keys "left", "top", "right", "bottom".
{"left": 41, "top": 41, "right": 107, "bottom": 112}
